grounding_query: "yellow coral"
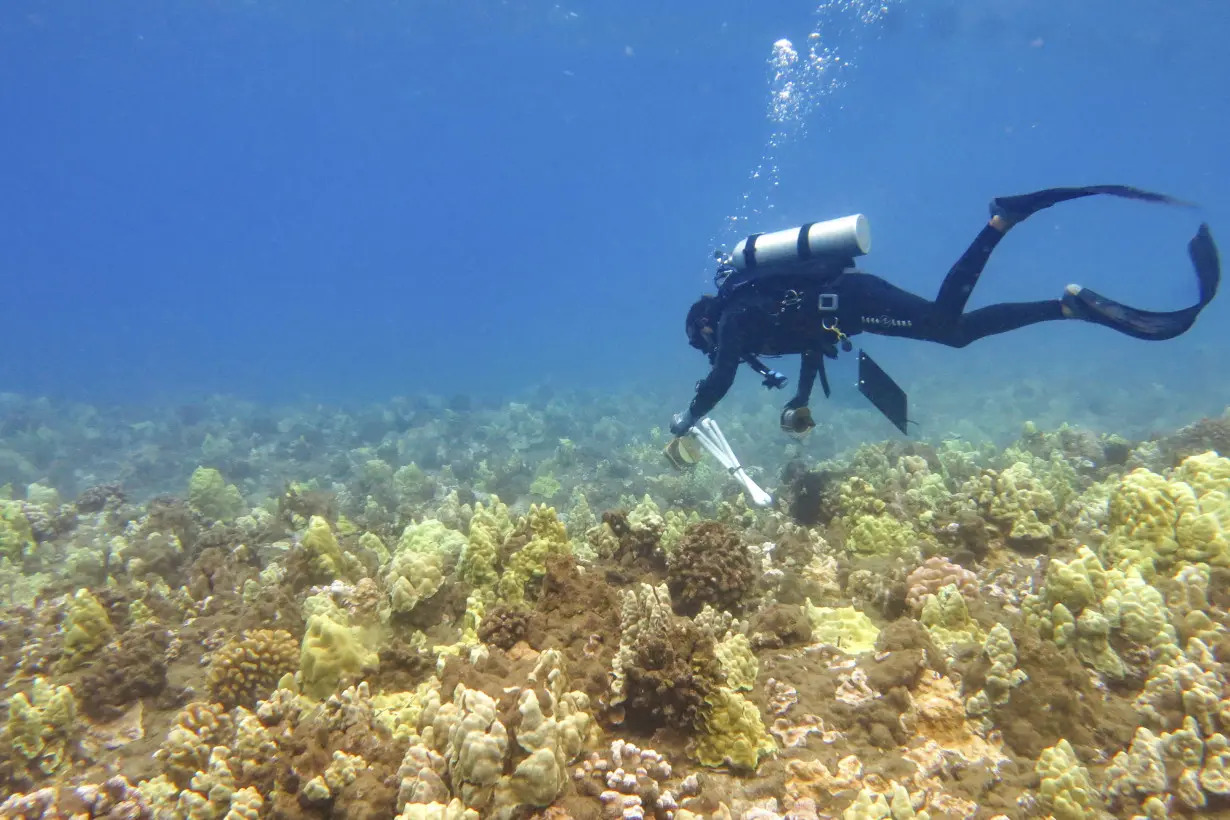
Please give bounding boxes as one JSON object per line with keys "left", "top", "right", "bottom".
{"left": 6, "top": 677, "right": 77, "bottom": 775}
{"left": 715, "top": 633, "right": 758, "bottom": 691}
{"left": 187, "top": 466, "right": 245, "bottom": 521}
{"left": 301, "top": 515, "right": 349, "bottom": 578}
{"left": 691, "top": 686, "right": 776, "bottom": 771}
{"left": 920, "top": 584, "right": 986, "bottom": 650}
{"left": 59, "top": 588, "right": 114, "bottom": 668}
{"left": 299, "top": 614, "right": 379, "bottom": 700}
{"left": 459, "top": 507, "right": 503, "bottom": 590}
{"left": 1101, "top": 452, "right": 1230, "bottom": 575}
{"left": 804, "top": 602, "right": 880, "bottom": 654}
{"left": 836, "top": 477, "right": 920, "bottom": 557}
{"left": 1036, "top": 738, "right": 1102, "bottom": 820}
{"left": 497, "top": 504, "right": 571, "bottom": 604}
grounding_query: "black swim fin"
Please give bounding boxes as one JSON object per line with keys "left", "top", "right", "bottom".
{"left": 1063, "top": 223, "right": 1220, "bottom": 341}
{"left": 990, "top": 184, "right": 1196, "bottom": 225}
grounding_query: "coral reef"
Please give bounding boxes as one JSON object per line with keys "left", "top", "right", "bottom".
{"left": 4, "top": 388, "right": 1230, "bottom": 819}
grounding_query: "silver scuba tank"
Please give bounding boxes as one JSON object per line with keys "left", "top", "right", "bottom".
{"left": 729, "top": 214, "right": 871, "bottom": 271}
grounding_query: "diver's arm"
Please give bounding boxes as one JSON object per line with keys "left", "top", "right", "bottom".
{"left": 688, "top": 312, "right": 743, "bottom": 420}
{"left": 786, "top": 349, "right": 823, "bottom": 409}
{"left": 743, "top": 354, "right": 773, "bottom": 377}
{"left": 744, "top": 354, "right": 788, "bottom": 389}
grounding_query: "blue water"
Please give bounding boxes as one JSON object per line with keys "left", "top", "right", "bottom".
{"left": 2, "top": 0, "right": 1228, "bottom": 419}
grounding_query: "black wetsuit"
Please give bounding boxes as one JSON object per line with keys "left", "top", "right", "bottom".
{"left": 684, "top": 185, "right": 1220, "bottom": 424}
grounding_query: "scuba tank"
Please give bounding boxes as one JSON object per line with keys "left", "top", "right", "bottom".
{"left": 731, "top": 213, "right": 871, "bottom": 270}
{"left": 716, "top": 213, "right": 871, "bottom": 290}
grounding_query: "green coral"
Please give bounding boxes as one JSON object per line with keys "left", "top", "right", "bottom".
{"left": 1036, "top": 738, "right": 1102, "bottom": 820}
{"left": 497, "top": 504, "right": 571, "bottom": 604}
{"left": 691, "top": 686, "right": 776, "bottom": 771}
{"left": 0, "top": 500, "right": 35, "bottom": 561}
{"left": 529, "top": 472, "right": 562, "bottom": 500}
{"left": 715, "top": 633, "right": 758, "bottom": 692}
{"left": 6, "top": 677, "right": 77, "bottom": 775}
{"left": 59, "top": 588, "right": 114, "bottom": 669}
{"left": 920, "top": 583, "right": 986, "bottom": 650}
{"left": 187, "top": 466, "right": 245, "bottom": 521}
{"left": 298, "top": 614, "right": 379, "bottom": 699}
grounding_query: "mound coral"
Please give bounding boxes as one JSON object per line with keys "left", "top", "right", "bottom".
{"left": 667, "top": 521, "right": 755, "bottom": 617}
{"left": 206, "top": 628, "right": 300, "bottom": 708}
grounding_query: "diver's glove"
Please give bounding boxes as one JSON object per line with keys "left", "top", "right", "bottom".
{"left": 761, "top": 370, "right": 788, "bottom": 390}
{"left": 670, "top": 411, "right": 697, "bottom": 437}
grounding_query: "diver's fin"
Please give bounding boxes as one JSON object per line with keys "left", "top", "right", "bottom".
{"left": 1062, "top": 223, "right": 1221, "bottom": 341}
{"left": 1061, "top": 285, "right": 1194, "bottom": 341}
{"left": 1189, "top": 222, "right": 1221, "bottom": 306}
{"left": 990, "top": 184, "right": 1196, "bottom": 226}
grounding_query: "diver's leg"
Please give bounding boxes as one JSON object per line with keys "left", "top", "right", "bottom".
{"left": 945, "top": 300, "right": 1066, "bottom": 347}
{"left": 835, "top": 273, "right": 948, "bottom": 340}
{"left": 932, "top": 221, "right": 1011, "bottom": 320}
{"left": 935, "top": 183, "right": 1201, "bottom": 321}
{"left": 837, "top": 272, "right": 1066, "bottom": 348}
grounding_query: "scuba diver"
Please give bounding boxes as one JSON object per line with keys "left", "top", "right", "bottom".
{"left": 669, "top": 185, "right": 1221, "bottom": 439}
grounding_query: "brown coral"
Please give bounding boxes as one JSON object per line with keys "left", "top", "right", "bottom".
{"left": 1158, "top": 413, "right": 1230, "bottom": 466}
{"left": 620, "top": 617, "right": 721, "bottom": 733}
{"left": 780, "top": 464, "right": 843, "bottom": 526}
{"left": 205, "top": 628, "right": 299, "bottom": 709}
{"left": 74, "top": 482, "right": 126, "bottom": 513}
{"left": 77, "top": 624, "right": 170, "bottom": 721}
{"left": 666, "top": 521, "right": 755, "bottom": 617}
{"left": 155, "top": 701, "right": 233, "bottom": 788}
{"left": 477, "top": 604, "right": 534, "bottom": 650}
{"left": 600, "top": 509, "right": 665, "bottom": 569}
{"left": 749, "top": 604, "right": 812, "bottom": 650}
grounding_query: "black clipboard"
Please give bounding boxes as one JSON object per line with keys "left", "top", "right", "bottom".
{"left": 858, "top": 350, "right": 909, "bottom": 435}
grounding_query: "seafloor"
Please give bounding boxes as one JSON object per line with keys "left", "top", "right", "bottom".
{"left": 2, "top": 376, "right": 1230, "bottom": 820}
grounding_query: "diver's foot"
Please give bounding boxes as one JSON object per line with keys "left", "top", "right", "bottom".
{"left": 1061, "top": 284, "right": 1189, "bottom": 340}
